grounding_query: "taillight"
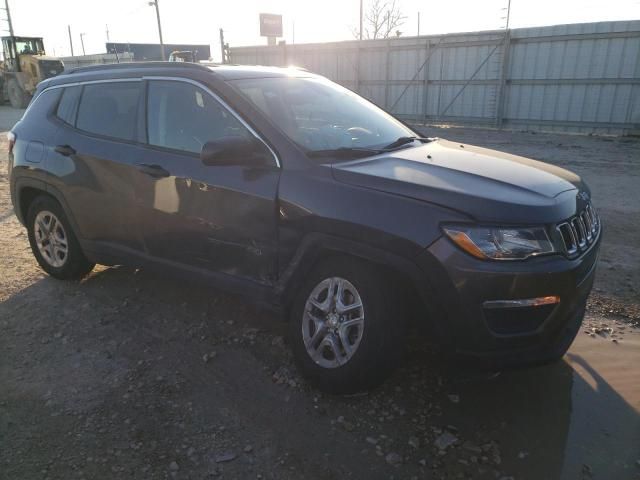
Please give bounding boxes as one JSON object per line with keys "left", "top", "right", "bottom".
{"left": 7, "top": 131, "right": 15, "bottom": 154}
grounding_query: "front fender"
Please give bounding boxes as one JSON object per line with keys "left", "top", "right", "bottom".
{"left": 275, "top": 232, "right": 451, "bottom": 336}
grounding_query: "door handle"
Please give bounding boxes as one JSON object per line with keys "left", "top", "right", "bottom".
{"left": 54, "top": 144, "right": 76, "bottom": 156}
{"left": 137, "top": 163, "right": 171, "bottom": 178}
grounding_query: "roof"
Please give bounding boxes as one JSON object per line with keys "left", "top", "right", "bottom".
{"left": 62, "top": 61, "right": 211, "bottom": 75}
{"left": 61, "top": 61, "right": 313, "bottom": 80}
{"left": 1, "top": 35, "right": 44, "bottom": 40}
{"left": 206, "top": 65, "right": 312, "bottom": 80}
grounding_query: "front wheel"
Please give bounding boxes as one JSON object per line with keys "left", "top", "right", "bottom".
{"left": 7, "top": 78, "right": 31, "bottom": 109}
{"left": 288, "top": 257, "right": 405, "bottom": 394}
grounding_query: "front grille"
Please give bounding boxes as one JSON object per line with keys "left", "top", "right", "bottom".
{"left": 556, "top": 203, "right": 600, "bottom": 257}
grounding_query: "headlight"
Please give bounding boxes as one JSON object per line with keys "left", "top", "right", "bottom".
{"left": 443, "top": 225, "right": 555, "bottom": 260}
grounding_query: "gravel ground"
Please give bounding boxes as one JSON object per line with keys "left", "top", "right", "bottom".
{"left": 1, "top": 110, "right": 639, "bottom": 480}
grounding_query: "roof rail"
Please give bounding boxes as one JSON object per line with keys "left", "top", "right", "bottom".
{"left": 63, "top": 61, "right": 214, "bottom": 76}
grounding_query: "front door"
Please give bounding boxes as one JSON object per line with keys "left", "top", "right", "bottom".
{"left": 134, "top": 79, "right": 280, "bottom": 284}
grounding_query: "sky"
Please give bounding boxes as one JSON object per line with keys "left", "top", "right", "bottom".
{"left": 6, "top": 0, "right": 640, "bottom": 60}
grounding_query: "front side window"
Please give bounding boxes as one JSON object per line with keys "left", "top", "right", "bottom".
{"left": 76, "top": 82, "right": 140, "bottom": 141}
{"left": 146, "top": 80, "right": 252, "bottom": 154}
{"left": 231, "top": 76, "right": 415, "bottom": 155}
{"left": 56, "top": 85, "right": 82, "bottom": 125}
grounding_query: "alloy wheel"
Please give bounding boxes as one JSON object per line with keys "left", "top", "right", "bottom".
{"left": 302, "top": 277, "right": 365, "bottom": 368}
{"left": 34, "top": 210, "right": 69, "bottom": 268}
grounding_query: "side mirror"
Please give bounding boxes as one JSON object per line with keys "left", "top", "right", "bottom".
{"left": 200, "top": 136, "right": 272, "bottom": 167}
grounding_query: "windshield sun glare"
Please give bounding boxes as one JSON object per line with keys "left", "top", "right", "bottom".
{"left": 232, "top": 76, "right": 416, "bottom": 157}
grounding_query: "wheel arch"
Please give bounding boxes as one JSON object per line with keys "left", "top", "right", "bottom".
{"left": 15, "top": 179, "right": 82, "bottom": 236}
{"left": 13, "top": 176, "right": 48, "bottom": 225}
{"left": 277, "top": 233, "right": 446, "bottom": 337}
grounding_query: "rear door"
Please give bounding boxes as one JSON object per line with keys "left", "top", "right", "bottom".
{"left": 48, "top": 80, "right": 146, "bottom": 254}
{"left": 134, "top": 78, "right": 280, "bottom": 284}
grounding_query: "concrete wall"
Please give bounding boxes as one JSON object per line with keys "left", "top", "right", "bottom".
{"left": 105, "top": 43, "right": 211, "bottom": 62}
{"left": 229, "top": 21, "right": 640, "bottom": 135}
{"left": 60, "top": 53, "right": 134, "bottom": 70}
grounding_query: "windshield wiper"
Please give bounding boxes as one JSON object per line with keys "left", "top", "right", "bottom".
{"left": 381, "top": 136, "right": 432, "bottom": 150}
{"left": 307, "top": 147, "right": 386, "bottom": 159}
{"left": 308, "top": 137, "right": 434, "bottom": 160}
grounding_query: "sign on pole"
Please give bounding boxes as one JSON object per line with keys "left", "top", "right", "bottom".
{"left": 259, "top": 13, "right": 283, "bottom": 38}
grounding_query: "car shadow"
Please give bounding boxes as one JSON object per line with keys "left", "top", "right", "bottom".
{"left": 1, "top": 265, "right": 638, "bottom": 480}
{"left": 390, "top": 336, "right": 640, "bottom": 479}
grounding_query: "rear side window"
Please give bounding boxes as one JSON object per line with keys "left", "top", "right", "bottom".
{"left": 76, "top": 82, "right": 140, "bottom": 141}
{"left": 146, "top": 80, "right": 252, "bottom": 154}
{"left": 21, "top": 88, "right": 61, "bottom": 120}
{"left": 56, "top": 85, "right": 81, "bottom": 125}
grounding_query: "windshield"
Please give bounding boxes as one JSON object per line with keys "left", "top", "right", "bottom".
{"left": 231, "top": 76, "right": 416, "bottom": 155}
{"left": 15, "top": 38, "right": 45, "bottom": 55}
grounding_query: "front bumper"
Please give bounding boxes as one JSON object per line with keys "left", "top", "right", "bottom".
{"left": 417, "top": 230, "right": 600, "bottom": 367}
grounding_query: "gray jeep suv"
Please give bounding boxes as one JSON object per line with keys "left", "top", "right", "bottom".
{"left": 8, "top": 62, "right": 601, "bottom": 392}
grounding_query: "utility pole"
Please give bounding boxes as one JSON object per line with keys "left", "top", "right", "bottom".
{"left": 496, "top": 0, "right": 512, "bottom": 127}
{"left": 292, "top": 20, "right": 295, "bottom": 44}
{"left": 2, "top": 0, "right": 18, "bottom": 68}
{"left": 105, "top": 24, "right": 110, "bottom": 42}
{"left": 80, "top": 33, "right": 86, "bottom": 55}
{"left": 148, "top": 0, "right": 165, "bottom": 60}
{"left": 359, "top": 0, "right": 363, "bottom": 40}
{"left": 219, "top": 28, "right": 226, "bottom": 64}
{"left": 417, "top": 11, "right": 420, "bottom": 36}
{"left": 68, "top": 25, "right": 74, "bottom": 56}
{"left": 3, "top": 0, "right": 14, "bottom": 37}
{"left": 503, "top": 0, "right": 512, "bottom": 30}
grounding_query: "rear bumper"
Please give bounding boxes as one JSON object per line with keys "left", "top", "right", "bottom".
{"left": 417, "top": 230, "right": 600, "bottom": 366}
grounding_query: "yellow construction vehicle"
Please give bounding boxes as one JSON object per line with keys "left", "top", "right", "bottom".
{"left": 168, "top": 50, "right": 196, "bottom": 62}
{"left": 1, "top": 36, "right": 64, "bottom": 108}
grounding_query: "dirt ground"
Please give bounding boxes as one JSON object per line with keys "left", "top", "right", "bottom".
{"left": 1, "top": 106, "right": 639, "bottom": 480}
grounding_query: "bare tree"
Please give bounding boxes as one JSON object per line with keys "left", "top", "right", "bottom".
{"left": 353, "top": 0, "right": 407, "bottom": 40}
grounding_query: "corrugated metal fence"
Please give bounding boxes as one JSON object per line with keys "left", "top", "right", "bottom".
{"left": 229, "top": 21, "right": 640, "bottom": 135}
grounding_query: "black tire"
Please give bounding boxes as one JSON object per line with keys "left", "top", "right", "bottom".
{"left": 288, "top": 256, "right": 406, "bottom": 394}
{"left": 26, "top": 195, "right": 95, "bottom": 280}
{"left": 7, "top": 78, "right": 31, "bottom": 109}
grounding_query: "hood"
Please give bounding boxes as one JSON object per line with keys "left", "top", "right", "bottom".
{"left": 36, "top": 55, "right": 62, "bottom": 61}
{"left": 331, "top": 138, "right": 588, "bottom": 224}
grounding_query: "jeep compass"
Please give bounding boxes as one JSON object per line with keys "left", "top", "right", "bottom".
{"left": 8, "top": 62, "right": 601, "bottom": 393}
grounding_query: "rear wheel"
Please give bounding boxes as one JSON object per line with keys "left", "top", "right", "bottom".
{"left": 26, "top": 195, "right": 95, "bottom": 280}
{"left": 289, "top": 257, "right": 406, "bottom": 393}
{"left": 7, "top": 78, "right": 31, "bottom": 109}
